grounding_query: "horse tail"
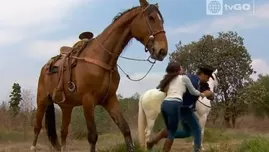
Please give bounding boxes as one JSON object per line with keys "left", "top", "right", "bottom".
{"left": 138, "top": 93, "right": 147, "bottom": 147}
{"left": 45, "top": 101, "right": 60, "bottom": 150}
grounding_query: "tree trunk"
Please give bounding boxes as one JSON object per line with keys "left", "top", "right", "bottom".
{"left": 231, "top": 105, "right": 237, "bottom": 128}
{"left": 212, "top": 112, "right": 219, "bottom": 125}
{"left": 232, "top": 115, "right": 236, "bottom": 128}
{"left": 224, "top": 115, "right": 231, "bottom": 128}
{"left": 224, "top": 108, "right": 231, "bottom": 128}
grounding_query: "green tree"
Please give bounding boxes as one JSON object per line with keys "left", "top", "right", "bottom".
{"left": 170, "top": 31, "right": 254, "bottom": 127}
{"left": 9, "top": 83, "right": 22, "bottom": 117}
{"left": 237, "top": 74, "right": 269, "bottom": 118}
{"left": 131, "top": 92, "right": 140, "bottom": 100}
{"left": 117, "top": 93, "right": 124, "bottom": 100}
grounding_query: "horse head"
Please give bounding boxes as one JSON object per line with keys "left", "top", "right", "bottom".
{"left": 130, "top": 0, "right": 168, "bottom": 61}
{"left": 208, "top": 69, "right": 219, "bottom": 93}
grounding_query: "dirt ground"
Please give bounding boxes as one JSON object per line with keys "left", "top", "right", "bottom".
{"left": 0, "top": 136, "right": 243, "bottom": 152}
{"left": 0, "top": 140, "right": 243, "bottom": 152}
{"left": 0, "top": 132, "right": 123, "bottom": 152}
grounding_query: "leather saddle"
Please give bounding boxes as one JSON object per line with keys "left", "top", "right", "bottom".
{"left": 60, "top": 31, "right": 94, "bottom": 56}
{"left": 46, "top": 31, "right": 94, "bottom": 72}
{"left": 44, "top": 31, "right": 94, "bottom": 103}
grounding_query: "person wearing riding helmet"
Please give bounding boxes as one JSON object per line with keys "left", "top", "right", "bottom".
{"left": 154, "top": 62, "right": 206, "bottom": 152}
{"left": 147, "top": 64, "right": 215, "bottom": 152}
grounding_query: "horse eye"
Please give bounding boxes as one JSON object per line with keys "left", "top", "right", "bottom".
{"left": 148, "top": 16, "right": 155, "bottom": 21}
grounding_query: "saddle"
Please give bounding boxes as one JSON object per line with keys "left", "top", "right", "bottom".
{"left": 45, "top": 31, "right": 94, "bottom": 103}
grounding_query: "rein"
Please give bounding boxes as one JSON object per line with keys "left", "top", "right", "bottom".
{"left": 95, "top": 38, "right": 157, "bottom": 81}
{"left": 197, "top": 99, "right": 212, "bottom": 109}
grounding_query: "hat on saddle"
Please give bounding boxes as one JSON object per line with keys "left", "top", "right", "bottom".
{"left": 79, "top": 32, "right": 94, "bottom": 40}
{"left": 198, "top": 64, "right": 215, "bottom": 80}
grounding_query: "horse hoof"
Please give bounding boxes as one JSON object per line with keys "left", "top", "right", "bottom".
{"left": 128, "top": 144, "right": 135, "bottom": 152}
{"left": 129, "top": 148, "right": 135, "bottom": 152}
{"left": 30, "top": 146, "right": 36, "bottom": 152}
{"left": 61, "top": 146, "right": 67, "bottom": 152}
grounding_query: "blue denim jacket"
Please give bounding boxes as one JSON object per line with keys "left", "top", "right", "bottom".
{"left": 182, "top": 74, "right": 210, "bottom": 109}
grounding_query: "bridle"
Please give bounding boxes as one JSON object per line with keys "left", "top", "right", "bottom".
{"left": 141, "top": 4, "right": 166, "bottom": 54}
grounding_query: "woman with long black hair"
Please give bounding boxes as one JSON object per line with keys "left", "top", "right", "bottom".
{"left": 155, "top": 62, "right": 205, "bottom": 152}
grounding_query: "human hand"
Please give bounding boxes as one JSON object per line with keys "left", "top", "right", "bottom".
{"left": 200, "top": 93, "right": 205, "bottom": 98}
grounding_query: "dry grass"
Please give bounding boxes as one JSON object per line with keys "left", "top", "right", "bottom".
{"left": 1, "top": 97, "right": 269, "bottom": 152}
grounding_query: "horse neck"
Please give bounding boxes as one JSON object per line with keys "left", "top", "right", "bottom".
{"left": 208, "top": 80, "right": 215, "bottom": 92}
{"left": 85, "top": 8, "right": 140, "bottom": 67}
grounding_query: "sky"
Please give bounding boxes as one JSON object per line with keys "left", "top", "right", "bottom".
{"left": 0, "top": 0, "right": 269, "bottom": 100}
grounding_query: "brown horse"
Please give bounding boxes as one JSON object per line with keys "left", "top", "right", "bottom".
{"left": 30, "top": 0, "right": 168, "bottom": 152}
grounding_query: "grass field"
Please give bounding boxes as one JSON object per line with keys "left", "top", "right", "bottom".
{"left": 1, "top": 102, "right": 269, "bottom": 152}
{"left": 1, "top": 127, "right": 269, "bottom": 152}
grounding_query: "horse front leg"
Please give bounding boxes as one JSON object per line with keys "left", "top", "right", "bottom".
{"left": 59, "top": 106, "right": 73, "bottom": 152}
{"left": 197, "top": 114, "right": 208, "bottom": 151}
{"left": 82, "top": 94, "right": 98, "bottom": 152}
{"left": 103, "top": 94, "right": 135, "bottom": 152}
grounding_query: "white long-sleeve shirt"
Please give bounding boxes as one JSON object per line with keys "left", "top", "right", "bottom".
{"left": 165, "top": 75, "right": 201, "bottom": 101}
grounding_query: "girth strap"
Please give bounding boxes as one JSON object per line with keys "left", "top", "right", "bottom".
{"left": 71, "top": 56, "right": 115, "bottom": 71}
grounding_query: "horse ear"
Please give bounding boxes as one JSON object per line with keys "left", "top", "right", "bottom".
{"left": 214, "top": 69, "right": 218, "bottom": 74}
{"left": 139, "top": 0, "right": 149, "bottom": 7}
{"left": 155, "top": 3, "right": 159, "bottom": 8}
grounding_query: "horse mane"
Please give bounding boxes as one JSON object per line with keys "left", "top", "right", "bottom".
{"left": 208, "top": 71, "right": 219, "bottom": 92}
{"left": 112, "top": 5, "right": 164, "bottom": 23}
{"left": 98, "top": 4, "right": 164, "bottom": 53}
{"left": 112, "top": 6, "right": 139, "bottom": 23}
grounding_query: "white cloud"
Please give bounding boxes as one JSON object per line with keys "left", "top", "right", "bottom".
{"left": 25, "top": 38, "right": 77, "bottom": 60}
{"left": 0, "top": 30, "right": 25, "bottom": 46}
{"left": 0, "top": 0, "right": 91, "bottom": 46}
{"left": 0, "top": 0, "right": 99, "bottom": 100}
{"left": 0, "top": 0, "right": 84, "bottom": 27}
{"left": 170, "top": 3, "right": 269, "bottom": 35}
{"left": 251, "top": 58, "right": 269, "bottom": 79}
{"left": 172, "top": 24, "right": 201, "bottom": 34}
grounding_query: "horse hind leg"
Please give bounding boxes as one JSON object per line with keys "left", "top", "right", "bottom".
{"left": 144, "top": 110, "right": 158, "bottom": 144}
{"left": 145, "top": 112, "right": 166, "bottom": 150}
{"left": 82, "top": 94, "right": 98, "bottom": 152}
{"left": 30, "top": 94, "right": 50, "bottom": 152}
{"left": 103, "top": 94, "right": 135, "bottom": 152}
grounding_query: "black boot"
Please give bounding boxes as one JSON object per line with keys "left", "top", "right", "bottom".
{"left": 162, "top": 138, "right": 173, "bottom": 152}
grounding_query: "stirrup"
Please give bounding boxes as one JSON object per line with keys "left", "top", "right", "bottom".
{"left": 68, "top": 81, "right": 76, "bottom": 92}
{"left": 52, "top": 89, "right": 66, "bottom": 103}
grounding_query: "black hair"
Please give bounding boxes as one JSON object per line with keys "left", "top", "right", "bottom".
{"left": 157, "top": 62, "right": 181, "bottom": 92}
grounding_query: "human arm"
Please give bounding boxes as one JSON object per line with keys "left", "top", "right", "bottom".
{"left": 182, "top": 75, "right": 203, "bottom": 96}
{"left": 200, "top": 82, "right": 214, "bottom": 99}
{"left": 203, "top": 90, "right": 213, "bottom": 97}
